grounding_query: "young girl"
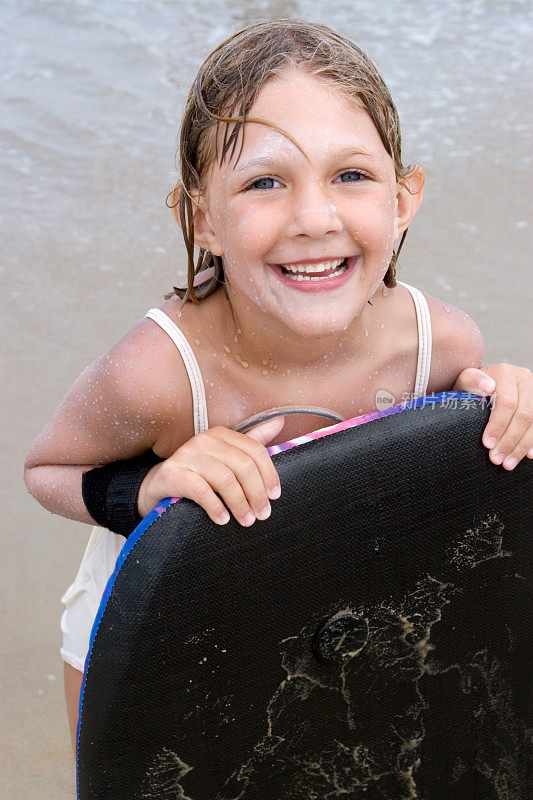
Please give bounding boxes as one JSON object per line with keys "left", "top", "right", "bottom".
{"left": 24, "top": 19, "right": 533, "bottom": 753}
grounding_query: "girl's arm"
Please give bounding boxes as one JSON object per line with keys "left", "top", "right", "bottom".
{"left": 23, "top": 319, "right": 193, "bottom": 521}
{"left": 423, "top": 294, "right": 485, "bottom": 395}
{"left": 24, "top": 464, "right": 102, "bottom": 524}
{"left": 24, "top": 317, "right": 283, "bottom": 529}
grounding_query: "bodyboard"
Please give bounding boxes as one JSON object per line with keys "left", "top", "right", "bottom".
{"left": 77, "top": 392, "right": 532, "bottom": 799}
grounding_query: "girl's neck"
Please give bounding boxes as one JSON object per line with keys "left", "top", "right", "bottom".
{"left": 217, "top": 282, "right": 386, "bottom": 374}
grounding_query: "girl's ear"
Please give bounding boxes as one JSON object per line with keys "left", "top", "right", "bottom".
{"left": 393, "top": 166, "right": 425, "bottom": 240}
{"left": 169, "top": 186, "right": 224, "bottom": 257}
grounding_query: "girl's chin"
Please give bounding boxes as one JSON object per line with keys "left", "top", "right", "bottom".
{"left": 272, "top": 306, "right": 366, "bottom": 339}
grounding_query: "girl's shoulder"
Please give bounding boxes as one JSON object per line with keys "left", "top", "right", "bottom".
{"left": 421, "top": 290, "right": 484, "bottom": 393}
{"left": 84, "top": 297, "right": 208, "bottom": 448}
{"left": 26, "top": 295, "right": 221, "bottom": 471}
{"left": 99, "top": 292, "right": 222, "bottom": 451}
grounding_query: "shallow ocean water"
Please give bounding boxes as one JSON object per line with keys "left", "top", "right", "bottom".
{"left": 2, "top": 1, "right": 531, "bottom": 796}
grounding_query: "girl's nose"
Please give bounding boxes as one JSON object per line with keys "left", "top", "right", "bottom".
{"left": 289, "top": 183, "right": 343, "bottom": 239}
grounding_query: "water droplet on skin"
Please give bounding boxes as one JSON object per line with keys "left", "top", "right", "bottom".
{"left": 234, "top": 335, "right": 239, "bottom": 343}
{"left": 262, "top": 369, "right": 268, "bottom": 376}
{"left": 223, "top": 345, "right": 230, "bottom": 354}
{"left": 262, "top": 359, "right": 268, "bottom": 366}
{"left": 364, "top": 329, "right": 369, "bottom": 337}
{"left": 380, "top": 323, "right": 385, "bottom": 330}
{"left": 194, "top": 338, "right": 200, "bottom": 346}
{"left": 382, "top": 286, "right": 389, "bottom": 297}
{"left": 241, "top": 360, "right": 249, "bottom": 368}
{"left": 209, "top": 381, "right": 214, "bottom": 387}
{"left": 444, "top": 306, "right": 451, "bottom": 313}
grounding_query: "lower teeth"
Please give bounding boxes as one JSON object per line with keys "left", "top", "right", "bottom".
{"left": 284, "top": 264, "right": 348, "bottom": 282}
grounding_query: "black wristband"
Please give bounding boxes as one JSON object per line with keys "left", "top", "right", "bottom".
{"left": 82, "top": 450, "right": 165, "bottom": 538}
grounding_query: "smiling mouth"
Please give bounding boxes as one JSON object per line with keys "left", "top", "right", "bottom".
{"left": 279, "top": 257, "right": 349, "bottom": 282}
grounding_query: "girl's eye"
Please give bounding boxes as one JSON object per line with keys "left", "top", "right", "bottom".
{"left": 247, "top": 177, "right": 280, "bottom": 191}
{"left": 337, "top": 170, "right": 366, "bottom": 183}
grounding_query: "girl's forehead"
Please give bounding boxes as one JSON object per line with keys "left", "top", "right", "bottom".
{"left": 214, "top": 69, "right": 390, "bottom": 172}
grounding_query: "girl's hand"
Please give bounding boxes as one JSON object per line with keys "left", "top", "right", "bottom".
{"left": 137, "top": 417, "right": 285, "bottom": 526}
{"left": 453, "top": 363, "right": 533, "bottom": 469}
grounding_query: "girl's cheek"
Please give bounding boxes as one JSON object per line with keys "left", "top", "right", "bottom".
{"left": 360, "top": 201, "right": 397, "bottom": 248}
{"left": 222, "top": 206, "right": 261, "bottom": 247}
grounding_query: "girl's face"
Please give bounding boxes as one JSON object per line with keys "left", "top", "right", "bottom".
{"left": 198, "top": 68, "right": 417, "bottom": 339}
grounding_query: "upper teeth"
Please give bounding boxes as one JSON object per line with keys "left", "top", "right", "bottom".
{"left": 281, "top": 258, "right": 345, "bottom": 273}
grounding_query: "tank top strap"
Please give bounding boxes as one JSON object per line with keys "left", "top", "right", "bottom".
{"left": 145, "top": 308, "right": 209, "bottom": 435}
{"left": 396, "top": 281, "right": 432, "bottom": 398}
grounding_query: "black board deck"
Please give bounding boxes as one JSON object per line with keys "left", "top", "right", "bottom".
{"left": 77, "top": 393, "right": 532, "bottom": 800}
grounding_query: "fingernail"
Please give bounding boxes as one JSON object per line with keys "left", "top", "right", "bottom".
{"left": 484, "top": 436, "right": 497, "bottom": 449}
{"left": 528, "top": 448, "right": 533, "bottom": 458}
{"left": 217, "top": 511, "right": 230, "bottom": 524}
{"left": 503, "top": 457, "right": 518, "bottom": 469}
{"left": 256, "top": 504, "right": 271, "bottom": 521}
{"left": 243, "top": 512, "right": 255, "bottom": 526}
{"left": 268, "top": 484, "right": 281, "bottom": 500}
{"left": 491, "top": 452, "right": 505, "bottom": 465}
{"left": 479, "top": 378, "right": 496, "bottom": 394}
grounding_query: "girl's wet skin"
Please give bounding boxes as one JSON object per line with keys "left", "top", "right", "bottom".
{"left": 160, "top": 284, "right": 425, "bottom": 448}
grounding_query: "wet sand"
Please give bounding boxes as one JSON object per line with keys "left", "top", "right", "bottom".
{"left": 2, "top": 1, "right": 532, "bottom": 796}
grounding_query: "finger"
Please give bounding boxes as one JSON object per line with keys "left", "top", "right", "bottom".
{"left": 216, "top": 445, "right": 274, "bottom": 521}
{"left": 489, "top": 390, "right": 533, "bottom": 468}
{"left": 215, "top": 426, "right": 282, "bottom": 501}
{"left": 189, "top": 424, "right": 281, "bottom": 500}
{"left": 244, "top": 416, "right": 286, "bottom": 444}
{"left": 175, "top": 468, "right": 231, "bottom": 525}
{"left": 481, "top": 385, "right": 519, "bottom": 462}
{"left": 454, "top": 367, "right": 496, "bottom": 396}
{"left": 500, "top": 422, "right": 533, "bottom": 470}
{"left": 188, "top": 454, "right": 259, "bottom": 527}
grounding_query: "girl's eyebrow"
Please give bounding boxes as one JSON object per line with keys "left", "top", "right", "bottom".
{"left": 232, "top": 145, "right": 379, "bottom": 174}
{"left": 232, "top": 156, "right": 288, "bottom": 173}
{"left": 335, "top": 145, "right": 379, "bottom": 160}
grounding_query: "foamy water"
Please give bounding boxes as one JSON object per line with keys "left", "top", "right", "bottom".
{"left": 2, "top": 1, "right": 532, "bottom": 797}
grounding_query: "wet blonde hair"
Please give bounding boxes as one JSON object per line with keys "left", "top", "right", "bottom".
{"left": 167, "top": 19, "right": 413, "bottom": 303}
